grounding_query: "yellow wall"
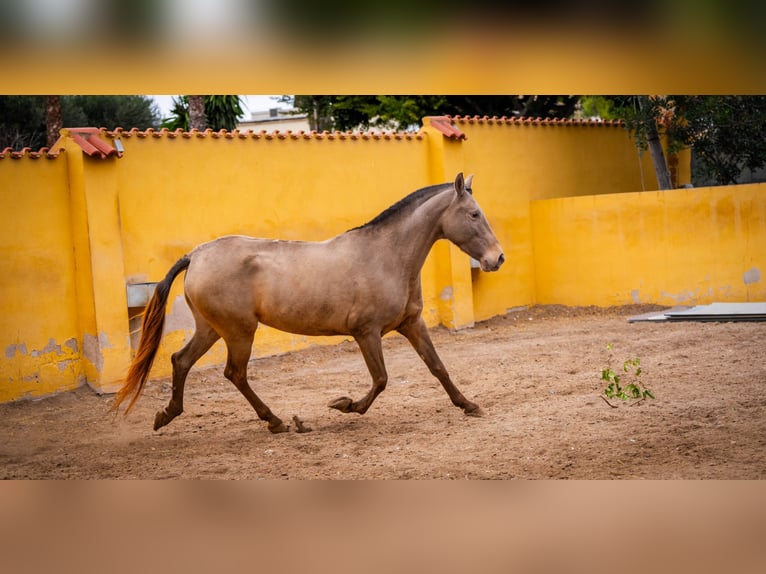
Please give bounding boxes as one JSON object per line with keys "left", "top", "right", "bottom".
{"left": 451, "top": 117, "right": 692, "bottom": 321}
{"left": 451, "top": 117, "right": 686, "bottom": 201}
{"left": 1, "top": 117, "right": 733, "bottom": 404}
{"left": 531, "top": 184, "right": 766, "bottom": 306}
{"left": 0, "top": 155, "right": 84, "bottom": 400}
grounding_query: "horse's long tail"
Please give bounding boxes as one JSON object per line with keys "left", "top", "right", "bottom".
{"left": 112, "top": 255, "right": 191, "bottom": 415}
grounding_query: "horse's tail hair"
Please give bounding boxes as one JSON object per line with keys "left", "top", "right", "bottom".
{"left": 112, "top": 255, "right": 191, "bottom": 415}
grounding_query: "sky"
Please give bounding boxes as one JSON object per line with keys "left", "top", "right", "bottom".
{"left": 150, "top": 95, "right": 290, "bottom": 120}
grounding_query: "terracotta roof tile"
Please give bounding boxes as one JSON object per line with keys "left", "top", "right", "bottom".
{"left": 71, "top": 131, "right": 120, "bottom": 158}
{"left": 1, "top": 117, "right": 617, "bottom": 162}
{"left": 422, "top": 116, "right": 467, "bottom": 140}
{"left": 0, "top": 146, "right": 62, "bottom": 160}
{"left": 449, "top": 115, "right": 624, "bottom": 127}
{"left": 99, "top": 127, "right": 422, "bottom": 142}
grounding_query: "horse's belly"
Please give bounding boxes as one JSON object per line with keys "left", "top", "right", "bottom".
{"left": 256, "top": 286, "right": 405, "bottom": 337}
{"left": 259, "top": 316, "right": 348, "bottom": 337}
{"left": 255, "top": 288, "right": 355, "bottom": 336}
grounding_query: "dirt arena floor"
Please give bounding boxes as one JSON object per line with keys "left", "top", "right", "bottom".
{"left": 2, "top": 305, "right": 765, "bottom": 479}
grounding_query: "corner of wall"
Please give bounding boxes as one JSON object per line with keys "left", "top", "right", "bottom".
{"left": 60, "top": 134, "right": 132, "bottom": 394}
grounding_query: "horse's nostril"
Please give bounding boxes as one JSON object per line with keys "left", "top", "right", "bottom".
{"left": 498, "top": 253, "right": 505, "bottom": 266}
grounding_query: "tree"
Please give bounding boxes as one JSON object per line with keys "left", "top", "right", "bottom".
{"left": 638, "top": 96, "right": 673, "bottom": 190}
{"left": 0, "top": 95, "right": 160, "bottom": 150}
{"left": 0, "top": 96, "right": 46, "bottom": 150}
{"left": 588, "top": 95, "right": 766, "bottom": 187}
{"left": 587, "top": 96, "right": 673, "bottom": 189}
{"left": 445, "top": 95, "right": 578, "bottom": 119}
{"left": 188, "top": 96, "right": 207, "bottom": 131}
{"left": 280, "top": 95, "right": 579, "bottom": 132}
{"left": 161, "top": 96, "right": 244, "bottom": 131}
{"left": 45, "top": 96, "right": 62, "bottom": 148}
{"left": 286, "top": 96, "right": 338, "bottom": 131}
{"left": 665, "top": 96, "right": 766, "bottom": 185}
{"left": 203, "top": 96, "right": 244, "bottom": 131}
{"left": 65, "top": 95, "right": 160, "bottom": 131}
{"left": 162, "top": 97, "right": 190, "bottom": 131}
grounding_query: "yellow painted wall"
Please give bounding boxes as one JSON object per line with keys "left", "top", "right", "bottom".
{"left": 531, "top": 183, "right": 766, "bottom": 306}
{"left": 450, "top": 120, "right": 538, "bottom": 321}
{"left": 74, "top": 153, "right": 134, "bottom": 391}
{"left": 0, "top": 155, "right": 84, "bottom": 400}
{"left": 452, "top": 117, "right": 680, "bottom": 201}
{"left": 449, "top": 117, "right": 691, "bottom": 321}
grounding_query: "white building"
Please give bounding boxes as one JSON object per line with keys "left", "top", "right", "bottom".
{"left": 236, "top": 108, "right": 310, "bottom": 133}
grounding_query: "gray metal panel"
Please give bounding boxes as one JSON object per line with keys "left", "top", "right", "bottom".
{"left": 664, "top": 302, "right": 766, "bottom": 322}
{"left": 628, "top": 307, "right": 691, "bottom": 323}
{"left": 629, "top": 302, "right": 766, "bottom": 323}
{"left": 665, "top": 302, "right": 766, "bottom": 317}
{"left": 126, "top": 282, "right": 157, "bottom": 308}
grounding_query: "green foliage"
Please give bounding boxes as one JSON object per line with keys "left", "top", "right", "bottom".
{"left": 202, "top": 96, "right": 244, "bottom": 132}
{"left": 360, "top": 95, "right": 450, "bottom": 130}
{"left": 668, "top": 96, "right": 766, "bottom": 185}
{"left": 285, "top": 95, "right": 449, "bottom": 132}
{"left": 579, "top": 96, "right": 619, "bottom": 120}
{"left": 607, "top": 96, "right": 663, "bottom": 153}
{"left": 282, "top": 95, "right": 579, "bottom": 132}
{"left": 64, "top": 95, "right": 160, "bottom": 131}
{"left": 589, "top": 95, "right": 766, "bottom": 186}
{"left": 0, "top": 95, "right": 46, "bottom": 149}
{"left": 161, "top": 96, "right": 190, "bottom": 131}
{"left": 463, "top": 95, "right": 577, "bottom": 119}
{"left": 600, "top": 343, "right": 654, "bottom": 406}
{"left": 160, "top": 95, "right": 244, "bottom": 132}
{"left": 288, "top": 96, "right": 336, "bottom": 132}
{"left": 0, "top": 95, "right": 160, "bottom": 150}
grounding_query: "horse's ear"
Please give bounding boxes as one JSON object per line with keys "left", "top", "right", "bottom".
{"left": 454, "top": 172, "right": 466, "bottom": 197}
{"left": 465, "top": 174, "right": 473, "bottom": 194}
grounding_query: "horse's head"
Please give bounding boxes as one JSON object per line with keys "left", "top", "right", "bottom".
{"left": 441, "top": 173, "right": 505, "bottom": 272}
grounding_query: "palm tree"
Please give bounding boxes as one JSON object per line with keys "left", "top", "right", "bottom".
{"left": 45, "top": 96, "right": 62, "bottom": 147}
{"left": 188, "top": 96, "right": 207, "bottom": 131}
{"left": 161, "top": 96, "right": 243, "bottom": 131}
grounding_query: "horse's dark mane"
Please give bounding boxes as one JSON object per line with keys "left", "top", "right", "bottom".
{"left": 350, "top": 182, "right": 451, "bottom": 232}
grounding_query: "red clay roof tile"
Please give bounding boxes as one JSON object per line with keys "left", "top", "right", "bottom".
{"left": 423, "top": 116, "right": 467, "bottom": 140}
{"left": 449, "top": 115, "right": 624, "bottom": 127}
{"left": 2, "top": 117, "right": 618, "bottom": 162}
{"left": 0, "top": 145, "right": 61, "bottom": 159}
{"left": 99, "top": 127, "right": 425, "bottom": 141}
{"left": 0, "top": 146, "right": 63, "bottom": 160}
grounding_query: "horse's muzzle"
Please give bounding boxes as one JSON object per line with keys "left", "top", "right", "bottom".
{"left": 481, "top": 252, "right": 505, "bottom": 272}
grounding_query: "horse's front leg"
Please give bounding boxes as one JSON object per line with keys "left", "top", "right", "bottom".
{"left": 328, "top": 332, "right": 388, "bottom": 415}
{"left": 397, "top": 316, "right": 484, "bottom": 416}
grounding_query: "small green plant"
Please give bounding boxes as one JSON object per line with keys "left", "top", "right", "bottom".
{"left": 600, "top": 343, "right": 654, "bottom": 407}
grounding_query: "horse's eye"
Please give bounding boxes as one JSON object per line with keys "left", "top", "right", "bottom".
{"left": 470, "top": 211, "right": 480, "bottom": 220}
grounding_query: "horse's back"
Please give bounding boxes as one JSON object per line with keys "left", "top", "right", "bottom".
{"left": 184, "top": 234, "right": 382, "bottom": 336}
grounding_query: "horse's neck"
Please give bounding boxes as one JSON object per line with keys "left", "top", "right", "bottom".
{"left": 377, "top": 191, "right": 450, "bottom": 270}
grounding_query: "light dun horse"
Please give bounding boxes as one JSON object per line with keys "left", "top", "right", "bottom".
{"left": 113, "top": 173, "right": 504, "bottom": 433}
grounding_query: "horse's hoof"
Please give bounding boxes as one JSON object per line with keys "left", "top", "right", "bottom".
{"left": 154, "top": 405, "right": 182, "bottom": 431}
{"left": 154, "top": 410, "right": 169, "bottom": 431}
{"left": 464, "top": 404, "right": 485, "bottom": 417}
{"left": 292, "top": 415, "right": 313, "bottom": 433}
{"left": 328, "top": 396, "right": 354, "bottom": 413}
{"left": 268, "top": 420, "right": 289, "bottom": 434}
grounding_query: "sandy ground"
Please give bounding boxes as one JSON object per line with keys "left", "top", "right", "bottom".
{"left": 2, "top": 305, "right": 765, "bottom": 479}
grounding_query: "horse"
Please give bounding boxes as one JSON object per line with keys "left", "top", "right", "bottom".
{"left": 113, "top": 172, "right": 504, "bottom": 433}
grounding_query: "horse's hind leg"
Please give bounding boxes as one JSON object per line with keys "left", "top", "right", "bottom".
{"left": 154, "top": 321, "right": 220, "bottom": 431}
{"left": 397, "top": 316, "right": 483, "bottom": 416}
{"left": 223, "top": 334, "right": 288, "bottom": 434}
